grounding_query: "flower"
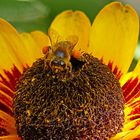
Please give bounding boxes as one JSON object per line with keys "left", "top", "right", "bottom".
{"left": 0, "top": 1, "right": 140, "bottom": 140}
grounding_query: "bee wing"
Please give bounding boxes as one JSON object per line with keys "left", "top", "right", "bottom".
{"left": 66, "top": 35, "right": 78, "bottom": 51}
{"left": 48, "top": 28, "right": 78, "bottom": 52}
{"left": 48, "top": 28, "right": 64, "bottom": 46}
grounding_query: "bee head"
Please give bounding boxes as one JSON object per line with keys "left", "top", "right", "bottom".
{"left": 51, "top": 58, "right": 66, "bottom": 67}
{"left": 49, "top": 49, "right": 67, "bottom": 72}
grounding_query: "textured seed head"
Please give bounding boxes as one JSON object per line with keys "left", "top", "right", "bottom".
{"left": 13, "top": 53, "right": 124, "bottom": 140}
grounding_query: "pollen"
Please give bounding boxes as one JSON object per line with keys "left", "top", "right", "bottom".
{"left": 13, "top": 53, "right": 124, "bottom": 140}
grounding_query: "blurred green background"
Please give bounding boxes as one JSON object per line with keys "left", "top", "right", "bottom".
{"left": 0, "top": 0, "right": 139, "bottom": 70}
{"left": 0, "top": 0, "right": 115, "bottom": 32}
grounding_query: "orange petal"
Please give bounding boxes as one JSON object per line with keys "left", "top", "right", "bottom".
{"left": 0, "top": 81, "right": 14, "bottom": 116}
{"left": 50, "top": 10, "right": 91, "bottom": 52}
{"left": 89, "top": 2, "right": 139, "bottom": 74}
{"left": 0, "top": 90, "right": 13, "bottom": 114}
{"left": 107, "top": 61, "right": 123, "bottom": 80}
{"left": 0, "top": 135, "right": 20, "bottom": 140}
{"left": 0, "top": 65, "right": 22, "bottom": 91}
{"left": 0, "top": 110, "right": 17, "bottom": 135}
{"left": 120, "top": 71, "right": 140, "bottom": 103}
{"left": 0, "top": 82, "right": 14, "bottom": 98}
{"left": 119, "top": 72, "right": 138, "bottom": 87}
{"left": 113, "top": 71, "right": 140, "bottom": 139}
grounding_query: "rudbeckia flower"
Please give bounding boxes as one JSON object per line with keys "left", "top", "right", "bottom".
{"left": 0, "top": 2, "right": 140, "bottom": 140}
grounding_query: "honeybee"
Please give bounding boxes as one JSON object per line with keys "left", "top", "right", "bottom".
{"left": 42, "top": 29, "right": 80, "bottom": 73}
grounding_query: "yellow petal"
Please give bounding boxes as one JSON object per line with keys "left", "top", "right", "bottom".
{"left": 50, "top": 10, "right": 91, "bottom": 52}
{"left": 111, "top": 103, "right": 140, "bottom": 140}
{"left": 89, "top": 2, "right": 139, "bottom": 74}
{"left": 19, "top": 32, "right": 50, "bottom": 66}
{"left": 0, "top": 19, "right": 49, "bottom": 74}
{"left": 111, "top": 126, "right": 140, "bottom": 140}
{"left": 123, "top": 118, "right": 140, "bottom": 131}
{"left": 110, "top": 131, "right": 130, "bottom": 140}
{"left": 119, "top": 72, "right": 137, "bottom": 87}
{"left": 122, "top": 125, "right": 140, "bottom": 140}
{"left": 31, "top": 31, "right": 51, "bottom": 50}
{"left": 0, "top": 19, "right": 25, "bottom": 73}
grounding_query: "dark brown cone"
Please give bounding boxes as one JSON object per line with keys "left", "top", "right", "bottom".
{"left": 13, "top": 53, "right": 124, "bottom": 140}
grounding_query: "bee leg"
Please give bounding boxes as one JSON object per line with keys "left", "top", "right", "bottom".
{"left": 66, "top": 62, "right": 72, "bottom": 72}
{"left": 64, "top": 62, "right": 71, "bottom": 75}
{"left": 44, "top": 57, "right": 51, "bottom": 71}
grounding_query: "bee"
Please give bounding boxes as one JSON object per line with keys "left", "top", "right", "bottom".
{"left": 42, "top": 29, "right": 81, "bottom": 73}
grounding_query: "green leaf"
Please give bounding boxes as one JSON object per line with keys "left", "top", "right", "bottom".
{"left": 0, "top": 0, "right": 48, "bottom": 22}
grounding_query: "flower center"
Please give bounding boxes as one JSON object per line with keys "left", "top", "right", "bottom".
{"left": 13, "top": 53, "right": 124, "bottom": 140}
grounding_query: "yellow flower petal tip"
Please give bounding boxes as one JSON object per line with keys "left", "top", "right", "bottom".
{"left": 89, "top": 2, "right": 139, "bottom": 74}
{"left": 31, "top": 31, "right": 51, "bottom": 48}
{"left": 50, "top": 10, "right": 91, "bottom": 52}
{"left": 0, "top": 18, "right": 17, "bottom": 33}
{"left": 0, "top": 18, "right": 25, "bottom": 74}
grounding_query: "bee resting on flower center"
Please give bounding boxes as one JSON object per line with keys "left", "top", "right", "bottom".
{"left": 13, "top": 29, "right": 124, "bottom": 140}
